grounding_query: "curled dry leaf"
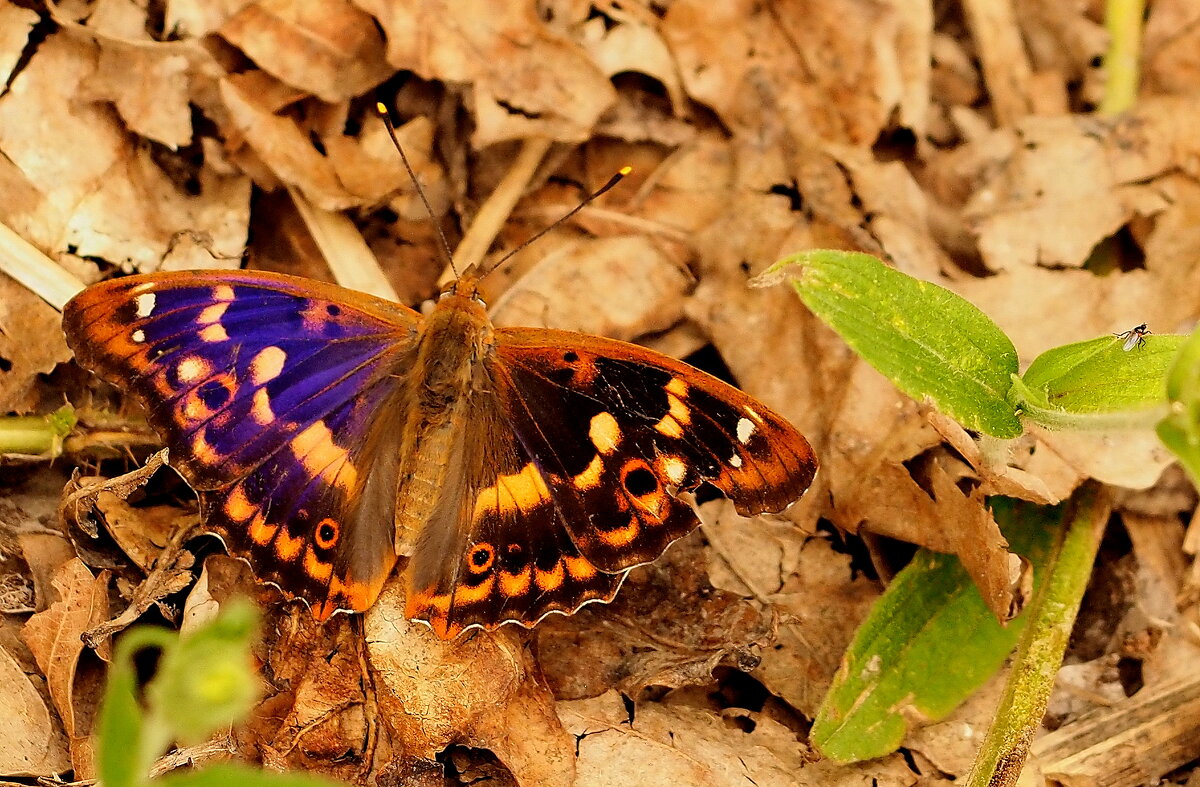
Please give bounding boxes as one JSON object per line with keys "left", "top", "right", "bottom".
{"left": 219, "top": 0, "right": 393, "bottom": 103}
{"left": 63, "top": 0, "right": 221, "bottom": 149}
{"left": 90, "top": 491, "right": 180, "bottom": 572}
{"left": 926, "top": 410, "right": 1075, "bottom": 504}
{"left": 0, "top": 32, "right": 250, "bottom": 274}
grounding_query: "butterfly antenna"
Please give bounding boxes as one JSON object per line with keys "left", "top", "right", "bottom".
{"left": 375, "top": 102, "right": 458, "bottom": 278}
{"left": 475, "top": 166, "right": 632, "bottom": 279}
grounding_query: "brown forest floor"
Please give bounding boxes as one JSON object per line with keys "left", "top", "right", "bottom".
{"left": 2, "top": 0, "right": 1200, "bottom": 785}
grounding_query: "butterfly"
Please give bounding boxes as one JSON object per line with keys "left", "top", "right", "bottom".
{"left": 62, "top": 266, "right": 817, "bottom": 638}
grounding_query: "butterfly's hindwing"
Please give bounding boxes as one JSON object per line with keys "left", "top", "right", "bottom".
{"left": 493, "top": 329, "right": 817, "bottom": 572}
{"left": 402, "top": 387, "right": 623, "bottom": 638}
{"left": 63, "top": 271, "right": 420, "bottom": 618}
{"left": 403, "top": 326, "right": 817, "bottom": 637}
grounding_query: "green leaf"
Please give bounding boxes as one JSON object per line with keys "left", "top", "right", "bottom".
{"left": 1157, "top": 326, "right": 1200, "bottom": 485}
{"left": 158, "top": 763, "right": 347, "bottom": 787}
{"left": 761, "top": 250, "right": 1022, "bottom": 438}
{"left": 811, "top": 499, "right": 1060, "bottom": 762}
{"left": 1013, "top": 333, "right": 1182, "bottom": 430}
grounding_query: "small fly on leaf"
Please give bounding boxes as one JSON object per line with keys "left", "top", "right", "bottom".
{"left": 1115, "top": 323, "right": 1150, "bottom": 351}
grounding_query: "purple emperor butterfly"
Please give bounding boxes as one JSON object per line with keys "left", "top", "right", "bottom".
{"left": 63, "top": 267, "right": 817, "bottom": 637}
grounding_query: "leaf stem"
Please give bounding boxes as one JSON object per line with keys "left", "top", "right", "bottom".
{"left": 1099, "top": 0, "right": 1145, "bottom": 115}
{"left": 964, "top": 482, "right": 1110, "bottom": 787}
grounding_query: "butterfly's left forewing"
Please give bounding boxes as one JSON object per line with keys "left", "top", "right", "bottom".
{"left": 63, "top": 271, "right": 420, "bottom": 618}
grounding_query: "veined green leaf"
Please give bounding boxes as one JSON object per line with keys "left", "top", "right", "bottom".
{"left": 761, "top": 250, "right": 1021, "bottom": 438}
{"left": 1014, "top": 334, "right": 1182, "bottom": 430}
{"left": 811, "top": 499, "right": 1059, "bottom": 762}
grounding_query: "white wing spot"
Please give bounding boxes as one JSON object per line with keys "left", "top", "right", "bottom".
{"left": 250, "top": 346, "right": 287, "bottom": 385}
{"left": 661, "top": 456, "right": 688, "bottom": 485}
{"left": 736, "top": 417, "right": 755, "bottom": 444}
{"left": 131, "top": 329, "right": 146, "bottom": 343}
{"left": 589, "top": 412, "right": 621, "bottom": 454}
{"left": 177, "top": 356, "right": 211, "bottom": 383}
{"left": 729, "top": 454, "right": 743, "bottom": 469}
{"left": 135, "top": 292, "right": 156, "bottom": 318}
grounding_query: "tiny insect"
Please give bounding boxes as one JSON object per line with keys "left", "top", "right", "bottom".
{"left": 1115, "top": 323, "right": 1151, "bottom": 351}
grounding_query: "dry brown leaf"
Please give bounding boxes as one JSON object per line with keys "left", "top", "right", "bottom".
{"left": 843, "top": 453, "right": 1020, "bottom": 620}
{"left": 1119, "top": 512, "right": 1200, "bottom": 688}
{"left": 961, "top": 97, "right": 1200, "bottom": 273}
{"left": 65, "top": 0, "right": 220, "bottom": 149}
{"left": 818, "top": 142, "right": 952, "bottom": 280}
{"left": 700, "top": 499, "right": 809, "bottom": 602}
{"left": 1031, "top": 427, "right": 1177, "bottom": 491}
{"left": 218, "top": 74, "right": 356, "bottom": 210}
{"left": 0, "top": 642, "right": 71, "bottom": 777}
{"left": 20, "top": 558, "right": 110, "bottom": 777}
{"left": 490, "top": 235, "right": 691, "bottom": 338}
{"left": 362, "top": 0, "right": 616, "bottom": 146}
{"left": 926, "top": 410, "right": 1077, "bottom": 504}
{"left": 220, "top": 0, "right": 392, "bottom": 103}
{"left": 0, "top": 3, "right": 38, "bottom": 84}
{"left": 0, "top": 276, "right": 71, "bottom": 413}
{"left": 1144, "top": 0, "right": 1200, "bottom": 95}
{"left": 663, "top": 0, "right": 927, "bottom": 145}
{"left": 91, "top": 491, "right": 182, "bottom": 572}
{"left": 0, "top": 33, "right": 249, "bottom": 274}
{"left": 537, "top": 533, "right": 774, "bottom": 701}
{"left": 753, "top": 538, "right": 881, "bottom": 718}
{"left": 558, "top": 690, "right": 809, "bottom": 787}
{"left": 364, "top": 582, "right": 574, "bottom": 787}
{"left": 578, "top": 4, "right": 685, "bottom": 112}
{"left": 18, "top": 532, "right": 76, "bottom": 612}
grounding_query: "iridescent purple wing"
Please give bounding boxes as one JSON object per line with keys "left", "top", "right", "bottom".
{"left": 63, "top": 270, "right": 418, "bottom": 618}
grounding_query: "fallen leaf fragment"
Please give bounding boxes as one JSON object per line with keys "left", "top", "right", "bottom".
{"left": 0, "top": 642, "right": 71, "bottom": 776}
{"left": 559, "top": 690, "right": 808, "bottom": 787}
{"left": 364, "top": 581, "right": 575, "bottom": 787}
{"left": 220, "top": 0, "right": 392, "bottom": 103}
{"left": 0, "top": 276, "right": 72, "bottom": 413}
{"left": 490, "top": 235, "right": 691, "bottom": 339}
{"left": 363, "top": 0, "right": 616, "bottom": 146}
{"left": 20, "top": 557, "right": 110, "bottom": 777}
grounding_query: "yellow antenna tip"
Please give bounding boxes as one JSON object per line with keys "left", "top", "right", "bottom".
{"left": 375, "top": 102, "right": 387, "bottom": 114}
{"left": 619, "top": 166, "right": 633, "bottom": 175}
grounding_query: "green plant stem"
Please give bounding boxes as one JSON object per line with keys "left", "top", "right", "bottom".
{"left": 963, "top": 482, "right": 1110, "bottom": 787}
{"left": 1099, "top": 0, "right": 1145, "bottom": 115}
{"left": 0, "top": 406, "right": 76, "bottom": 456}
